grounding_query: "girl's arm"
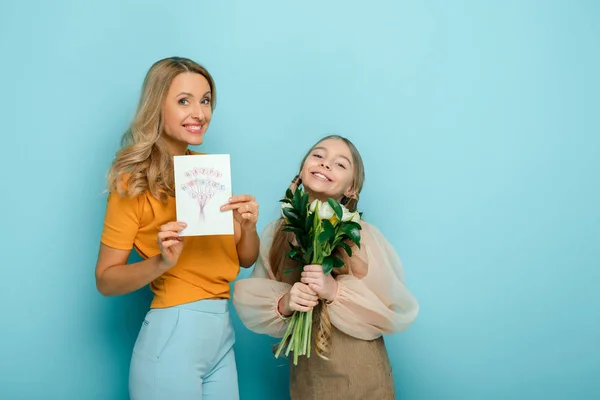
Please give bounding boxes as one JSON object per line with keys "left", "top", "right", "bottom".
{"left": 233, "top": 221, "right": 293, "bottom": 338}
{"left": 326, "top": 223, "right": 419, "bottom": 340}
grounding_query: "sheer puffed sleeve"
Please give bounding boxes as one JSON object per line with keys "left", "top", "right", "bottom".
{"left": 327, "top": 222, "right": 419, "bottom": 340}
{"left": 233, "top": 221, "right": 292, "bottom": 338}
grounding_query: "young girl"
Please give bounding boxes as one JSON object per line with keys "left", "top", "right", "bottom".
{"left": 233, "top": 135, "right": 419, "bottom": 399}
{"left": 95, "top": 57, "right": 259, "bottom": 400}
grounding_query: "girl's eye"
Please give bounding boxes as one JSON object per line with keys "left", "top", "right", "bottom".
{"left": 312, "top": 153, "right": 323, "bottom": 158}
{"left": 337, "top": 163, "right": 347, "bottom": 169}
{"left": 178, "top": 98, "right": 189, "bottom": 105}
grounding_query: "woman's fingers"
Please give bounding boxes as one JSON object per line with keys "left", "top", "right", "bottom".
{"left": 159, "top": 221, "right": 187, "bottom": 232}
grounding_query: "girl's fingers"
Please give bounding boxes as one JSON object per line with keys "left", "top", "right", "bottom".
{"left": 299, "top": 284, "right": 318, "bottom": 296}
{"left": 300, "top": 277, "right": 320, "bottom": 287}
{"left": 308, "top": 284, "right": 321, "bottom": 294}
{"left": 297, "top": 290, "right": 318, "bottom": 301}
{"left": 291, "top": 304, "right": 313, "bottom": 312}
{"left": 301, "top": 271, "right": 322, "bottom": 279}
{"left": 303, "top": 265, "right": 324, "bottom": 273}
{"left": 291, "top": 297, "right": 318, "bottom": 309}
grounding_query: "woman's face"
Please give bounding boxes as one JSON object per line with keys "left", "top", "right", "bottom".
{"left": 162, "top": 72, "right": 213, "bottom": 154}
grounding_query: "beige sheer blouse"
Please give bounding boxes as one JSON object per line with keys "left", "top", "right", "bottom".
{"left": 233, "top": 220, "right": 419, "bottom": 341}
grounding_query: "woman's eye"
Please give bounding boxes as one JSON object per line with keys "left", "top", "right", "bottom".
{"left": 201, "top": 98, "right": 211, "bottom": 105}
{"left": 178, "top": 99, "right": 189, "bottom": 105}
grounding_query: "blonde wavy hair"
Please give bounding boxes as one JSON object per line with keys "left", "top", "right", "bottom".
{"left": 107, "top": 57, "right": 217, "bottom": 202}
{"left": 270, "top": 135, "right": 365, "bottom": 359}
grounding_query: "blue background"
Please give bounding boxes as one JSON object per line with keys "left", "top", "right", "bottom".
{"left": 1, "top": 0, "right": 599, "bottom": 398}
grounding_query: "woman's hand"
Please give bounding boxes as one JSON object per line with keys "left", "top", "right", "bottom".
{"left": 221, "top": 195, "right": 259, "bottom": 231}
{"left": 157, "top": 221, "right": 186, "bottom": 270}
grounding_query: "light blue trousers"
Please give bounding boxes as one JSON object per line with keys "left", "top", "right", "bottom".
{"left": 129, "top": 299, "right": 239, "bottom": 399}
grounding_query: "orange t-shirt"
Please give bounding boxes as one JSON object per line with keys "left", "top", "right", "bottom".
{"left": 100, "top": 169, "right": 240, "bottom": 309}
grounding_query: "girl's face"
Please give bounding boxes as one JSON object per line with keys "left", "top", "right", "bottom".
{"left": 162, "top": 72, "right": 213, "bottom": 155}
{"left": 300, "top": 138, "right": 355, "bottom": 203}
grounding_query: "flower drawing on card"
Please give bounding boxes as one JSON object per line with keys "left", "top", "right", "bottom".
{"left": 180, "top": 167, "right": 227, "bottom": 222}
{"left": 174, "top": 154, "right": 234, "bottom": 237}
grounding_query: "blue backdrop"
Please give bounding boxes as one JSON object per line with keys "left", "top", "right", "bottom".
{"left": 1, "top": 1, "right": 599, "bottom": 398}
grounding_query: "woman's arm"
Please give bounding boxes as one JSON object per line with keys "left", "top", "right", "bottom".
{"left": 96, "top": 221, "right": 186, "bottom": 296}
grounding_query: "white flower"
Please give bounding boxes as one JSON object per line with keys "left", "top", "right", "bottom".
{"left": 281, "top": 202, "right": 293, "bottom": 218}
{"left": 308, "top": 199, "right": 320, "bottom": 215}
{"left": 341, "top": 205, "right": 354, "bottom": 222}
{"left": 318, "top": 201, "right": 335, "bottom": 220}
{"left": 351, "top": 211, "right": 361, "bottom": 223}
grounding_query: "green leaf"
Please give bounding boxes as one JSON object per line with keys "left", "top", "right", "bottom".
{"left": 344, "top": 221, "right": 362, "bottom": 231}
{"left": 285, "top": 188, "right": 294, "bottom": 200}
{"left": 282, "top": 207, "right": 300, "bottom": 222}
{"left": 323, "top": 255, "right": 346, "bottom": 275}
{"left": 327, "top": 198, "right": 343, "bottom": 220}
{"left": 283, "top": 227, "right": 305, "bottom": 238}
{"left": 340, "top": 223, "right": 361, "bottom": 247}
{"left": 299, "top": 192, "right": 309, "bottom": 219}
{"left": 305, "top": 212, "right": 315, "bottom": 232}
{"left": 292, "top": 188, "right": 302, "bottom": 209}
{"left": 332, "top": 256, "right": 345, "bottom": 268}
{"left": 322, "top": 256, "right": 334, "bottom": 275}
{"left": 318, "top": 219, "right": 335, "bottom": 244}
{"left": 288, "top": 248, "right": 300, "bottom": 258}
{"left": 305, "top": 247, "right": 314, "bottom": 262}
{"left": 339, "top": 241, "right": 353, "bottom": 257}
{"left": 293, "top": 255, "right": 305, "bottom": 263}
{"left": 323, "top": 218, "right": 335, "bottom": 237}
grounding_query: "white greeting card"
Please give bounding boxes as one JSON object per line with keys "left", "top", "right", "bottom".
{"left": 174, "top": 154, "right": 234, "bottom": 236}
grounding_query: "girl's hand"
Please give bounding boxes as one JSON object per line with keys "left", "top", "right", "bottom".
{"left": 301, "top": 264, "right": 339, "bottom": 302}
{"left": 157, "top": 221, "right": 186, "bottom": 270}
{"left": 221, "top": 195, "right": 259, "bottom": 231}
{"left": 279, "top": 282, "right": 319, "bottom": 316}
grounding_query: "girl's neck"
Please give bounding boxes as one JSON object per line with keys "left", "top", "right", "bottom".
{"left": 305, "top": 189, "right": 342, "bottom": 204}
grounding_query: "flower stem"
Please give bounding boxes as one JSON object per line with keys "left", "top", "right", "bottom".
{"left": 303, "top": 309, "right": 312, "bottom": 357}
{"left": 275, "top": 312, "right": 296, "bottom": 359}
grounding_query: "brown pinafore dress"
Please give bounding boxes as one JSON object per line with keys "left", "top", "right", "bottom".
{"left": 288, "top": 303, "right": 396, "bottom": 400}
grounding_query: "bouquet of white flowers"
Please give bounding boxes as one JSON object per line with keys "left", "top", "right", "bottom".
{"left": 275, "top": 187, "right": 362, "bottom": 365}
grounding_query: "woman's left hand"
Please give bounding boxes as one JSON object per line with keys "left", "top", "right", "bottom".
{"left": 301, "top": 265, "right": 339, "bottom": 302}
{"left": 221, "top": 195, "right": 259, "bottom": 230}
